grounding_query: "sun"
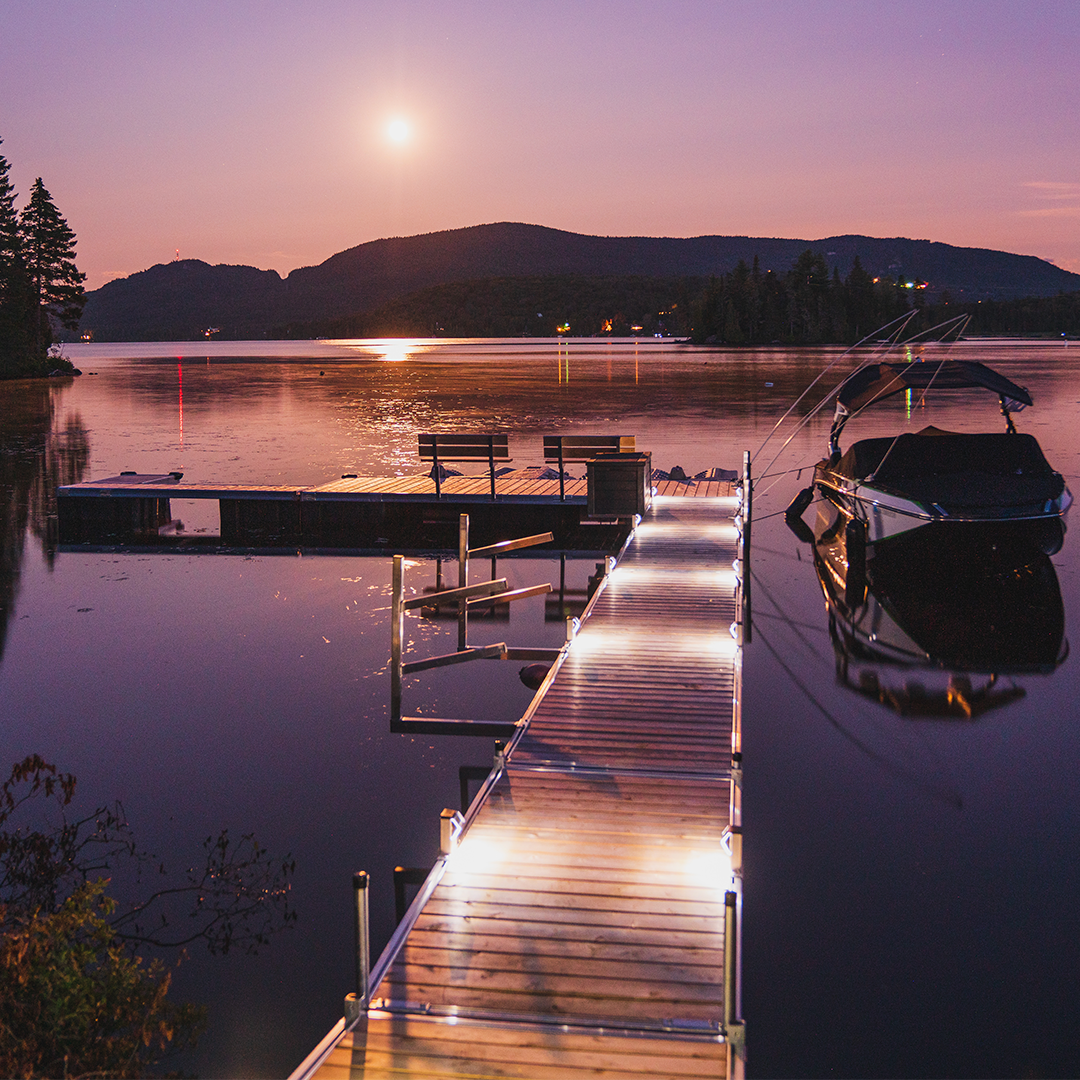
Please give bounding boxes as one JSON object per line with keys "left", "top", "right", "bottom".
{"left": 385, "top": 118, "right": 412, "bottom": 146}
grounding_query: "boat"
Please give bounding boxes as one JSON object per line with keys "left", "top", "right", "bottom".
{"left": 795, "top": 498, "right": 1067, "bottom": 719}
{"left": 791, "top": 358, "right": 1072, "bottom": 553}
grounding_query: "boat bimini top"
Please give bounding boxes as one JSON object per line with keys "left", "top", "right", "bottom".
{"left": 828, "top": 359, "right": 1034, "bottom": 457}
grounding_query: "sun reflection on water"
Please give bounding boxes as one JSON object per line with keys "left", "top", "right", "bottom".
{"left": 328, "top": 338, "right": 434, "bottom": 363}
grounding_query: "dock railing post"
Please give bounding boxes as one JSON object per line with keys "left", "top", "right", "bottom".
{"left": 458, "top": 514, "right": 469, "bottom": 651}
{"left": 391, "top": 556, "right": 404, "bottom": 722}
{"left": 741, "top": 450, "right": 752, "bottom": 645}
{"left": 354, "top": 871, "right": 370, "bottom": 1002}
{"left": 724, "top": 887, "right": 746, "bottom": 1071}
{"left": 344, "top": 870, "right": 371, "bottom": 1026}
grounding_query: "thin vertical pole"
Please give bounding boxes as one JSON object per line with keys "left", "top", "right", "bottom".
{"left": 488, "top": 435, "right": 496, "bottom": 500}
{"left": 433, "top": 435, "right": 442, "bottom": 498}
{"left": 724, "top": 889, "right": 738, "bottom": 1029}
{"left": 391, "top": 555, "right": 404, "bottom": 721}
{"left": 742, "top": 450, "right": 752, "bottom": 645}
{"left": 558, "top": 437, "right": 566, "bottom": 501}
{"left": 354, "top": 871, "right": 370, "bottom": 1004}
{"left": 458, "top": 514, "right": 469, "bottom": 651}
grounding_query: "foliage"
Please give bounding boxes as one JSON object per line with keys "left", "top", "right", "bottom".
{"left": 690, "top": 250, "right": 1080, "bottom": 344}
{"left": 0, "top": 139, "right": 84, "bottom": 378}
{"left": 688, "top": 251, "right": 913, "bottom": 345}
{"left": 277, "top": 274, "right": 704, "bottom": 339}
{"left": 1, "top": 755, "right": 297, "bottom": 955}
{"left": 0, "top": 881, "right": 205, "bottom": 1079}
{"left": 0, "top": 140, "right": 35, "bottom": 376}
{"left": 19, "top": 179, "right": 86, "bottom": 361}
{"left": 923, "top": 290, "right": 1080, "bottom": 338}
{"left": 0, "top": 756, "right": 296, "bottom": 1074}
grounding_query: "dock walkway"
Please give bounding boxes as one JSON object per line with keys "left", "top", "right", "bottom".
{"left": 294, "top": 495, "right": 745, "bottom": 1079}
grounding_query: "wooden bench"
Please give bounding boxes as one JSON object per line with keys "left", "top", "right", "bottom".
{"left": 419, "top": 433, "right": 510, "bottom": 499}
{"left": 543, "top": 435, "right": 636, "bottom": 499}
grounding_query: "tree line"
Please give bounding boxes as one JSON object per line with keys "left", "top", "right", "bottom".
{"left": 278, "top": 255, "right": 1080, "bottom": 345}
{"left": 0, "top": 137, "right": 85, "bottom": 378}
{"left": 689, "top": 250, "right": 1080, "bottom": 343}
{"left": 276, "top": 274, "right": 705, "bottom": 339}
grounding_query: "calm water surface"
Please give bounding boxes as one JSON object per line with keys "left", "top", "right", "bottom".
{"left": 2, "top": 338, "right": 1079, "bottom": 1077}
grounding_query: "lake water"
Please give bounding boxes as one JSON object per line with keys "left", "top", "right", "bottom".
{"left": 2, "top": 337, "right": 1079, "bottom": 1078}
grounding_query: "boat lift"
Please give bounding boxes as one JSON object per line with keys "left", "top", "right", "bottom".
{"left": 389, "top": 514, "right": 570, "bottom": 735}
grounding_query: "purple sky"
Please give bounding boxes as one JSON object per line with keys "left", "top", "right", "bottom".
{"left": 3, "top": 0, "right": 1078, "bottom": 290}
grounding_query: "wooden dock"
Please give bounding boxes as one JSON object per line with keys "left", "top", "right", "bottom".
{"left": 292, "top": 494, "right": 746, "bottom": 1079}
{"left": 56, "top": 470, "right": 736, "bottom": 549}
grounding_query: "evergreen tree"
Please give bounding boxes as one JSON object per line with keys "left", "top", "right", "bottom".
{"left": 844, "top": 254, "right": 876, "bottom": 339}
{"left": 0, "top": 140, "right": 33, "bottom": 375}
{"left": 19, "top": 177, "right": 85, "bottom": 361}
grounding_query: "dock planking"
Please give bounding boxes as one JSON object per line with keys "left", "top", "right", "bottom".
{"left": 294, "top": 496, "right": 744, "bottom": 1080}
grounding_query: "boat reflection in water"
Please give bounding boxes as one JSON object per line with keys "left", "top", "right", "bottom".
{"left": 790, "top": 500, "right": 1068, "bottom": 719}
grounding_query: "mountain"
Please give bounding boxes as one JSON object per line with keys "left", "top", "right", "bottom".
{"left": 77, "top": 222, "right": 1080, "bottom": 341}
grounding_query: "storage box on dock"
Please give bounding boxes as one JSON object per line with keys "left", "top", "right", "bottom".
{"left": 587, "top": 452, "right": 652, "bottom": 518}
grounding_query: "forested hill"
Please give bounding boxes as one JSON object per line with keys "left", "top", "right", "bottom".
{"left": 77, "top": 222, "right": 1080, "bottom": 341}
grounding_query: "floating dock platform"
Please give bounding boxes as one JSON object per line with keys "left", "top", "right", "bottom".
{"left": 57, "top": 471, "right": 736, "bottom": 550}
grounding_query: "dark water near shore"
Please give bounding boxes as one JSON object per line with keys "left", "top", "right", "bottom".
{"left": 2, "top": 337, "right": 1079, "bottom": 1077}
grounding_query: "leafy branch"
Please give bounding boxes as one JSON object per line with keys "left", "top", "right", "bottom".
{"left": 0, "top": 755, "right": 296, "bottom": 955}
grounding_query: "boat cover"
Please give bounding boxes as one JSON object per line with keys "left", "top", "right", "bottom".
{"left": 832, "top": 429, "right": 1065, "bottom": 512}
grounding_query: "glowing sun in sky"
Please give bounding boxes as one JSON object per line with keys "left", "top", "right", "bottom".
{"left": 385, "top": 117, "right": 412, "bottom": 145}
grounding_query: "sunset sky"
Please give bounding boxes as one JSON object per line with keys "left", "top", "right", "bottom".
{"left": 2, "top": 0, "right": 1078, "bottom": 290}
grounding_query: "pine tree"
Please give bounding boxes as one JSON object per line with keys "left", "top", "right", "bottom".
{"left": 0, "top": 140, "right": 33, "bottom": 375}
{"left": 19, "top": 177, "right": 85, "bottom": 361}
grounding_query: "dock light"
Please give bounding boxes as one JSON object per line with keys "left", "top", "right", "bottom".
{"left": 445, "top": 834, "right": 501, "bottom": 876}
{"left": 440, "top": 808, "right": 464, "bottom": 855}
{"left": 722, "top": 824, "right": 742, "bottom": 877}
{"left": 686, "top": 848, "right": 733, "bottom": 893}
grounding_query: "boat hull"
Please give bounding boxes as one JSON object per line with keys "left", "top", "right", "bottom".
{"left": 814, "top": 467, "right": 1070, "bottom": 552}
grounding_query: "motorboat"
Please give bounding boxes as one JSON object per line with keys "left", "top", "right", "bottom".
{"left": 796, "top": 359, "right": 1071, "bottom": 552}
{"left": 799, "top": 497, "right": 1067, "bottom": 719}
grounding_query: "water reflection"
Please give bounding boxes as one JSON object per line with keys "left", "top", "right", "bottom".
{"left": 0, "top": 381, "right": 89, "bottom": 661}
{"left": 798, "top": 500, "right": 1067, "bottom": 718}
{"left": 12, "top": 339, "right": 1080, "bottom": 1077}
{"left": 330, "top": 338, "right": 434, "bottom": 363}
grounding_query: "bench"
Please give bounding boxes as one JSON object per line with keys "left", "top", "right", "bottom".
{"left": 543, "top": 435, "right": 636, "bottom": 499}
{"left": 419, "top": 433, "right": 511, "bottom": 499}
